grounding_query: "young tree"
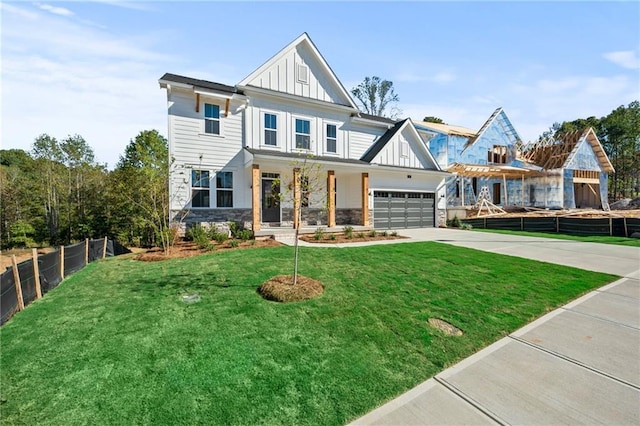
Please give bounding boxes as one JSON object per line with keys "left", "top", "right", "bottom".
{"left": 275, "top": 155, "right": 326, "bottom": 286}
{"left": 31, "top": 134, "right": 65, "bottom": 244}
{"left": 351, "top": 76, "right": 400, "bottom": 119}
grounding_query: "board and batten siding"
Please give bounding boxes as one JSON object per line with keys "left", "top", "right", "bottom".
{"left": 245, "top": 44, "right": 347, "bottom": 105}
{"left": 167, "top": 88, "right": 249, "bottom": 210}
{"left": 369, "top": 127, "right": 434, "bottom": 169}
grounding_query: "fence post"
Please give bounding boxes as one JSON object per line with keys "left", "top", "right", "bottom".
{"left": 85, "top": 238, "right": 89, "bottom": 265}
{"left": 32, "top": 249, "right": 42, "bottom": 299}
{"left": 11, "top": 255, "right": 25, "bottom": 311}
{"left": 609, "top": 217, "right": 613, "bottom": 236}
{"left": 60, "top": 245, "right": 65, "bottom": 280}
{"left": 483, "top": 217, "right": 487, "bottom": 229}
{"left": 556, "top": 217, "right": 559, "bottom": 233}
{"left": 521, "top": 217, "right": 524, "bottom": 231}
{"left": 624, "top": 217, "right": 628, "bottom": 237}
{"left": 102, "top": 236, "right": 108, "bottom": 259}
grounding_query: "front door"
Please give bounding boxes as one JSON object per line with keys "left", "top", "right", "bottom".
{"left": 261, "top": 177, "right": 280, "bottom": 222}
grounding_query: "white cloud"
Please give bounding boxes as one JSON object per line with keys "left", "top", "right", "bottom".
{"left": 1, "top": 3, "right": 173, "bottom": 168}
{"left": 36, "top": 3, "right": 75, "bottom": 17}
{"left": 395, "top": 70, "right": 457, "bottom": 84}
{"left": 603, "top": 50, "right": 640, "bottom": 69}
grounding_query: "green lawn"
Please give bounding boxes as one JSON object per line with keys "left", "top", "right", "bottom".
{"left": 0, "top": 243, "right": 616, "bottom": 425}
{"left": 474, "top": 228, "right": 640, "bottom": 247}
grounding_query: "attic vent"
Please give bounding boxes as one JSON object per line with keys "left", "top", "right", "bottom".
{"left": 296, "top": 63, "right": 309, "bottom": 84}
{"left": 400, "top": 142, "right": 409, "bottom": 158}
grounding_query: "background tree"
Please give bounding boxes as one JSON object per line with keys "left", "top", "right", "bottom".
{"left": 423, "top": 116, "right": 445, "bottom": 124}
{"left": 351, "top": 76, "right": 400, "bottom": 119}
{"left": 109, "top": 130, "right": 170, "bottom": 250}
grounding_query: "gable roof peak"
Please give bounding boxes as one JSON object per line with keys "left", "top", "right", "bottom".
{"left": 237, "top": 33, "right": 358, "bottom": 109}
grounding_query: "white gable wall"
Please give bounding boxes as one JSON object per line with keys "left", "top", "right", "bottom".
{"left": 245, "top": 44, "right": 349, "bottom": 106}
{"left": 370, "top": 127, "right": 435, "bottom": 169}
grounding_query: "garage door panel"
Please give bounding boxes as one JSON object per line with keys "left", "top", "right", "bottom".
{"left": 374, "top": 191, "right": 435, "bottom": 229}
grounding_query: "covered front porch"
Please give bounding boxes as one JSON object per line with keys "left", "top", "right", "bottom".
{"left": 246, "top": 149, "right": 372, "bottom": 232}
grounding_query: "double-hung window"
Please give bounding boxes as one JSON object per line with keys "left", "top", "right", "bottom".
{"left": 326, "top": 123, "right": 337, "bottom": 153}
{"left": 191, "top": 170, "right": 210, "bottom": 208}
{"left": 295, "top": 118, "right": 311, "bottom": 150}
{"left": 264, "top": 113, "right": 277, "bottom": 146}
{"left": 204, "top": 103, "right": 220, "bottom": 135}
{"left": 216, "top": 172, "right": 233, "bottom": 208}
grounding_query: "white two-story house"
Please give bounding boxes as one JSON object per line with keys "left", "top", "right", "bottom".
{"left": 159, "top": 33, "right": 448, "bottom": 232}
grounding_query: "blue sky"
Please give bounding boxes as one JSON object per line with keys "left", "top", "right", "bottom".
{"left": 2, "top": 1, "right": 639, "bottom": 168}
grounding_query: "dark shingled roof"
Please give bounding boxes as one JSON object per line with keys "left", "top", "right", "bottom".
{"left": 159, "top": 73, "right": 241, "bottom": 95}
{"left": 244, "top": 148, "right": 369, "bottom": 166}
{"left": 353, "top": 112, "right": 398, "bottom": 125}
{"left": 359, "top": 119, "right": 409, "bottom": 163}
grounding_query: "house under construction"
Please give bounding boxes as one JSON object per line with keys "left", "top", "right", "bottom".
{"left": 415, "top": 108, "right": 614, "bottom": 217}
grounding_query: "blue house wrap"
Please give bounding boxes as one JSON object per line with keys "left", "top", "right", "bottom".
{"left": 415, "top": 109, "right": 614, "bottom": 212}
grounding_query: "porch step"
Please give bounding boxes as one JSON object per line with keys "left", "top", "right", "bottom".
{"left": 255, "top": 225, "right": 373, "bottom": 240}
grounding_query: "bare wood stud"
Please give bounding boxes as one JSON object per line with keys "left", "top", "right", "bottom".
{"left": 12, "top": 255, "right": 25, "bottom": 311}
{"left": 32, "top": 249, "right": 42, "bottom": 299}
{"left": 195, "top": 93, "right": 200, "bottom": 113}
{"left": 225, "top": 98, "right": 230, "bottom": 117}
{"left": 327, "top": 170, "right": 336, "bottom": 228}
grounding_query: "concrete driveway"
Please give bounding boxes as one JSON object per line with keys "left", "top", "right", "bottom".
{"left": 350, "top": 229, "right": 640, "bottom": 425}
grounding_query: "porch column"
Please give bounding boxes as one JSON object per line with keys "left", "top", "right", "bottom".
{"left": 252, "top": 164, "right": 261, "bottom": 232}
{"left": 327, "top": 170, "right": 336, "bottom": 228}
{"left": 521, "top": 175, "right": 525, "bottom": 207}
{"left": 293, "top": 167, "right": 301, "bottom": 230}
{"left": 461, "top": 176, "right": 465, "bottom": 206}
{"left": 361, "top": 172, "right": 369, "bottom": 226}
{"left": 503, "top": 174, "right": 508, "bottom": 205}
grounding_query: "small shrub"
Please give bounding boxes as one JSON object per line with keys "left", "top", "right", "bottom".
{"left": 237, "top": 229, "right": 253, "bottom": 241}
{"left": 356, "top": 232, "right": 365, "bottom": 239}
{"left": 368, "top": 230, "right": 377, "bottom": 238}
{"left": 446, "top": 215, "right": 461, "bottom": 228}
{"left": 228, "top": 222, "right": 241, "bottom": 238}
{"left": 381, "top": 230, "right": 388, "bottom": 237}
{"left": 343, "top": 225, "right": 354, "bottom": 239}
{"left": 229, "top": 239, "right": 239, "bottom": 248}
{"left": 329, "top": 233, "right": 337, "bottom": 240}
{"left": 461, "top": 223, "right": 473, "bottom": 230}
{"left": 186, "top": 224, "right": 207, "bottom": 242}
{"left": 213, "top": 232, "right": 228, "bottom": 244}
{"left": 206, "top": 224, "right": 219, "bottom": 239}
{"left": 391, "top": 231, "right": 398, "bottom": 237}
{"left": 314, "top": 227, "right": 325, "bottom": 241}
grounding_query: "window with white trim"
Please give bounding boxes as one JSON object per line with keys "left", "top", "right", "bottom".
{"left": 191, "top": 170, "right": 210, "bottom": 208}
{"left": 204, "top": 103, "right": 220, "bottom": 135}
{"left": 264, "top": 113, "right": 277, "bottom": 146}
{"left": 216, "top": 171, "right": 233, "bottom": 207}
{"left": 326, "top": 123, "right": 337, "bottom": 153}
{"left": 295, "top": 118, "right": 311, "bottom": 150}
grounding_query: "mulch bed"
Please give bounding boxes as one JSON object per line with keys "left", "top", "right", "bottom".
{"left": 134, "top": 238, "right": 282, "bottom": 262}
{"left": 299, "top": 233, "right": 406, "bottom": 244}
{"left": 257, "top": 275, "right": 324, "bottom": 302}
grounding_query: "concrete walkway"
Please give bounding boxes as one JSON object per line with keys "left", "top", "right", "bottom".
{"left": 343, "top": 229, "right": 640, "bottom": 425}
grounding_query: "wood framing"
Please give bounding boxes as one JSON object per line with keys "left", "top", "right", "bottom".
{"left": 252, "top": 164, "right": 261, "bottom": 231}
{"left": 293, "top": 168, "right": 301, "bottom": 229}
{"left": 327, "top": 170, "right": 336, "bottom": 228}
{"left": 225, "top": 99, "right": 230, "bottom": 117}
{"left": 361, "top": 172, "right": 369, "bottom": 226}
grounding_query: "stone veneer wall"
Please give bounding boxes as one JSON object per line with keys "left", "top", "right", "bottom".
{"left": 171, "top": 209, "right": 253, "bottom": 234}
{"left": 279, "top": 208, "right": 367, "bottom": 227}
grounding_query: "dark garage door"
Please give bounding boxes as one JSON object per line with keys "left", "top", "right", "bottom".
{"left": 373, "top": 191, "right": 435, "bottom": 229}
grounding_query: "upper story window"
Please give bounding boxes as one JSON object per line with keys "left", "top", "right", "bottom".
{"left": 191, "top": 170, "right": 210, "bottom": 208}
{"left": 204, "top": 103, "right": 220, "bottom": 135}
{"left": 216, "top": 172, "right": 233, "bottom": 208}
{"left": 295, "top": 118, "right": 311, "bottom": 150}
{"left": 326, "top": 123, "right": 337, "bottom": 153}
{"left": 264, "top": 113, "right": 277, "bottom": 146}
{"left": 489, "top": 145, "right": 507, "bottom": 164}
